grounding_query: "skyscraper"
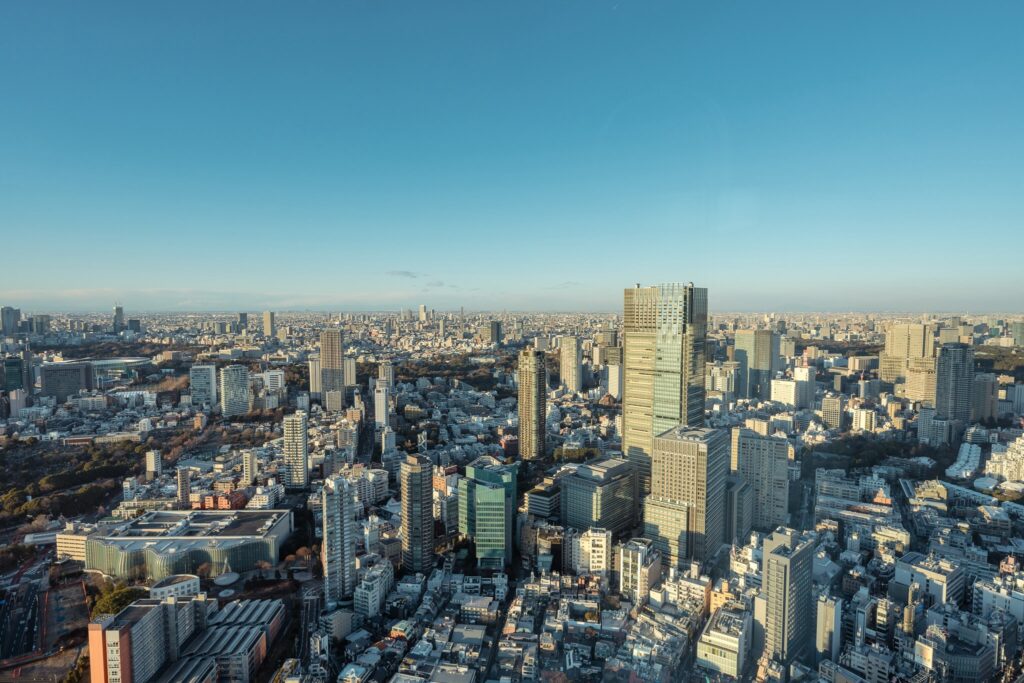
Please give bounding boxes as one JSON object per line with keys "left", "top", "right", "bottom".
{"left": 378, "top": 360, "right": 395, "bottom": 390}
{"left": 458, "top": 456, "right": 518, "bottom": 568}
{"left": 0, "top": 307, "right": 21, "bottom": 336}
{"left": 308, "top": 356, "right": 322, "bottom": 400}
{"left": 821, "top": 395, "right": 845, "bottom": 431}
{"left": 320, "top": 328, "right": 345, "bottom": 397}
{"left": 518, "top": 349, "right": 546, "bottom": 460}
{"left": 374, "top": 384, "right": 390, "bottom": 428}
{"left": 730, "top": 427, "right": 791, "bottom": 531}
{"left": 734, "top": 329, "right": 780, "bottom": 400}
{"left": 283, "top": 410, "right": 309, "bottom": 488}
{"left": 323, "top": 476, "right": 357, "bottom": 604}
{"left": 560, "top": 335, "right": 582, "bottom": 393}
{"left": 643, "top": 426, "right": 728, "bottom": 567}
{"left": 400, "top": 454, "right": 434, "bottom": 575}
{"left": 935, "top": 342, "right": 974, "bottom": 424}
{"left": 879, "top": 323, "right": 934, "bottom": 383}
{"left": 189, "top": 364, "right": 218, "bottom": 408}
{"left": 237, "top": 312, "right": 248, "bottom": 330}
{"left": 218, "top": 364, "right": 250, "bottom": 417}
{"left": 112, "top": 305, "right": 124, "bottom": 334}
{"left": 560, "top": 457, "right": 636, "bottom": 536}
{"left": 242, "top": 450, "right": 258, "bottom": 486}
{"left": 623, "top": 282, "right": 708, "bottom": 496}
{"left": 762, "top": 527, "right": 814, "bottom": 667}
{"left": 262, "top": 310, "right": 276, "bottom": 337}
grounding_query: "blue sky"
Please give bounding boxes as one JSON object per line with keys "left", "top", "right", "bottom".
{"left": 1, "top": 2, "right": 1022, "bottom": 313}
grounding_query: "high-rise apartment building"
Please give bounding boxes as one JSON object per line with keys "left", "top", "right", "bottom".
{"left": 643, "top": 426, "right": 728, "bottom": 567}
{"left": 935, "top": 343, "right": 974, "bottom": 423}
{"left": 518, "top": 349, "right": 547, "bottom": 460}
{"left": 734, "top": 329, "right": 780, "bottom": 400}
{"left": 145, "top": 450, "right": 162, "bottom": 480}
{"left": 320, "top": 328, "right": 345, "bottom": 397}
{"left": 308, "top": 357, "right": 322, "bottom": 399}
{"left": 401, "top": 454, "right": 435, "bottom": 575}
{"left": 378, "top": 360, "right": 395, "bottom": 390}
{"left": 283, "top": 410, "right": 309, "bottom": 488}
{"left": 762, "top": 527, "right": 814, "bottom": 667}
{"left": 730, "top": 427, "right": 791, "bottom": 531}
{"left": 560, "top": 336, "right": 582, "bottom": 393}
{"left": 262, "top": 310, "right": 276, "bottom": 337}
{"left": 458, "top": 456, "right": 518, "bottom": 568}
{"left": 374, "top": 384, "right": 390, "bottom": 428}
{"left": 323, "top": 476, "right": 357, "bottom": 604}
{"left": 218, "top": 364, "right": 250, "bottom": 417}
{"left": 189, "top": 364, "right": 217, "bottom": 408}
{"left": 623, "top": 283, "right": 708, "bottom": 496}
{"left": 176, "top": 468, "right": 191, "bottom": 508}
{"left": 242, "top": 450, "right": 258, "bottom": 486}
{"left": 904, "top": 356, "right": 937, "bottom": 404}
{"left": 344, "top": 357, "right": 357, "bottom": 388}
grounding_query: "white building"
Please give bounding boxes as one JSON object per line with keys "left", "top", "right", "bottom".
{"left": 322, "top": 476, "right": 358, "bottom": 605}
{"left": 189, "top": 364, "right": 218, "bottom": 408}
{"left": 696, "top": 602, "right": 751, "bottom": 678}
{"left": 283, "top": 411, "right": 309, "bottom": 488}
{"left": 218, "top": 365, "right": 250, "bottom": 417}
{"left": 374, "top": 384, "right": 390, "bottom": 429}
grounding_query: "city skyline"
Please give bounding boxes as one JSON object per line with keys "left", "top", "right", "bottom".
{"left": 3, "top": 2, "right": 1024, "bottom": 312}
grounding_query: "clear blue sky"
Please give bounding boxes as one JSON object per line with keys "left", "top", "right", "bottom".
{"left": 2, "top": 2, "right": 1022, "bottom": 313}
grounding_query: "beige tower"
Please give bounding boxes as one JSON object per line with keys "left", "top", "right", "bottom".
{"left": 518, "top": 349, "right": 547, "bottom": 460}
{"left": 401, "top": 454, "right": 434, "bottom": 575}
{"left": 730, "top": 427, "right": 791, "bottom": 530}
{"left": 320, "top": 328, "right": 345, "bottom": 396}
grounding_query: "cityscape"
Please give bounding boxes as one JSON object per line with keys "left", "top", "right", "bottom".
{"left": 3, "top": 4, "right": 1024, "bottom": 683}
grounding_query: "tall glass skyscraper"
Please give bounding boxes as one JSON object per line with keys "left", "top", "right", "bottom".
{"left": 622, "top": 282, "right": 708, "bottom": 496}
{"left": 458, "top": 456, "right": 518, "bottom": 568}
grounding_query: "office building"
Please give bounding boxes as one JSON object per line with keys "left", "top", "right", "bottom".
{"left": 816, "top": 594, "right": 843, "bottom": 664}
{"left": 935, "top": 343, "right": 974, "bottom": 423}
{"left": 696, "top": 601, "right": 752, "bottom": 678}
{"left": 904, "top": 356, "right": 937, "bottom": 404}
{"left": 262, "top": 310, "right": 275, "bottom": 337}
{"left": 112, "top": 305, "right": 124, "bottom": 334}
{"left": 323, "top": 476, "right": 358, "bottom": 604}
{"left": 619, "top": 537, "right": 661, "bottom": 605}
{"left": 418, "top": 304, "right": 428, "bottom": 322}
{"left": 378, "top": 360, "right": 395, "bottom": 390}
{"left": 283, "top": 411, "right": 309, "bottom": 488}
{"left": 344, "top": 357, "right": 357, "bottom": 388}
{"left": 1, "top": 306, "right": 20, "bottom": 336}
{"left": 40, "top": 362, "right": 95, "bottom": 403}
{"left": 518, "top": 348, "right": 547, "bottom": 460}
{"left": 560, "top": 457, "right": 636, "bottom": 537}
{"left": 320, "top": 328, "right": 345, "bottom": 397}
{"left": 2, "top": 356, "right": 24, "bottom": 391}
{"left": 724, "top": 476, "right": 753, "bottom": 544}
{"left": 794, "top": 365, "right": 816, "bottom": 409}
{"left": 189, "top": 364, "right": 218, "bottom": 408}
{"left": 401, "top": 455, "right": 434, "bottom": 575}
{"left": 237, "top": 311, "right": 248, "bottom": 330}
{"left": 822, "top": 396, "right": 845, "bottom": 430}
{"left": 480, "top": 320, "right": 502, "bottom": 345}
{"left": 644, "top": 426, "right": 728, "bottom": 567}
{"left": 458, "top": 456, "right": 518, "bottom": 568}
{"left": 1013, "top": 322, "right": 1024, "bottom": 347}
{"left": 623, "top": 282, "right": 708, "bottom": 496}
{"left": 730, "top": 427, "right": 791, "bottom": 531}
{"left": 762, "top": 527, "right": 815, "bottom": 667}
{"left": 734, "top": 329, "right": 780, "bottom": 400}
{"left": 560, "top": 335, "right": 582, "bottom": 393}
{"left": 218, "top": 364, "right": 250, "bottom": 417}
{"left": 705, "top": 361, "right": 740, "bottom": 403}
{"left": 879, "top": 323, "right": 934, "bottom": 383}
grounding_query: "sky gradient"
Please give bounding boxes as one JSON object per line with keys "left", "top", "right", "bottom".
{"left": 2, "top": 2, "right": 1023, "bottom": 313}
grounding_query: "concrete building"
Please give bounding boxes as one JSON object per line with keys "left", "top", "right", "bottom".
{"left": 560, "top": 335, "right": 582, "bottom": 393}
{"left": 644, "top": 426, "right": 728, "bottom": 567}
{"left": 323, "top": 476, "right": 357, "bottom": 604}
{"left": 517, "top": 349, "right": 546, "bottom": 460}
{"left": 879, "top": 323, "right": 934, "bottom": 383}
{"left": 696, "top": 601, "right": 752, "bottom": 678}
{"left": 400, "top": 454, "right": 434, "bottom": 575}
{"left": 145, "top": 450, "right": 163, "bottom": 481}
{"left": 822, "top": 396, "right": 845, "bottom": 431}
{"left": 730, "top": 427, "right": 791, "bottom": 531}
{"left": 189, "top": 364, "right": 218, "bottom": 408}
{"left": 320, "top": 328, "right": 345, "bottom": 398}
{"left": 619, "top": 537, "right": 661, "bottom": 605}
{"left": 282, "top": 410, "right": 309, "bottom": 489}
{"left": 40, "top": 362, "right": 95, "bottom": 403}
{"left": 374, "top": 384, "right": 390, "bottom": 429}
{"left": 935, "top": 343, "right": 974, "bottom": 424}
{"left": 262, "top": 310, "right": 275, "bottom": 338}
{"left": 560, "top": 457, "right": 636, "bottom": 537}
{"left": 218, "top": 365, "right": 250, "bottom": 418}
{"left": 762, "top": 527, "right": 815, "bottom": 667}
{"left": 623, "top": 282, "right": 707, "bottom": 496}
{"left": 816, "top": 593, "right": 843, "bottom": 664}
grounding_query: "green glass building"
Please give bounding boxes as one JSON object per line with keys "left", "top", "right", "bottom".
{"left": 458, "top": 456, "right": 518, "bottom": 568}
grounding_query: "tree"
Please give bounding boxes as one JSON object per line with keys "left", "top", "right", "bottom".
{"left": 91, "top": 587, "right": 147, "bottom": 618}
